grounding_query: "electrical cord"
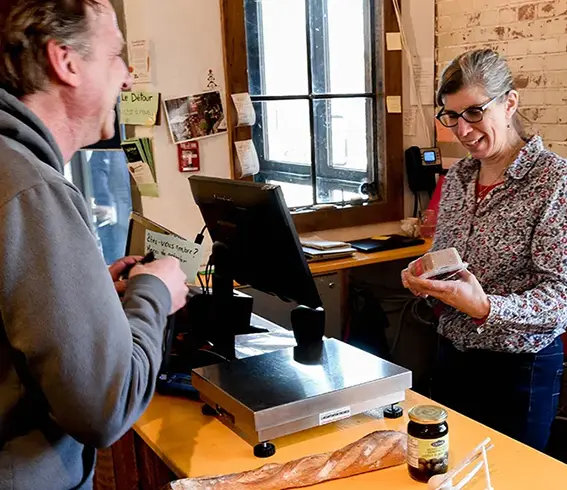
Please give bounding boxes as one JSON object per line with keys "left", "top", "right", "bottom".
{"left": 197, "top": 270, "right": 207, "bottom": 294}
{"left": 413, "top": 192, "right": 419, "bottom": 218}
{"left": 194, "top": 224, "right": 208, "bottom": 294}
{"left": 197, "top": 348, "right": 230, "bottom": 364}
{"left": 204, "top": 257, "right": 213, "bottom": 295}
{"left": 391, "top": 296, "right": 437, "bottom": 355}
{"left": 194, "top": 224, "right": 207, "bottom": 245}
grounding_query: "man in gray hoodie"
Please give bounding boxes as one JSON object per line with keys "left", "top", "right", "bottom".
{"left": 0, "top": 1, "right": 189, "bottom": 488}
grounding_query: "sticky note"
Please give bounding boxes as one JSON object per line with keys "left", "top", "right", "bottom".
{"left": 386, "top": 96, "right": 402, "bottom": 114}
{"left": 120, "top": 91, "right": 160, "bottom": 126}
{"left": 386, "top": 32, "right": 402, "bottom": 51}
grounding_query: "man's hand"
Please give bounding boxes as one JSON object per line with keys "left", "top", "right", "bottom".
{"left": 129, "top": 257, "right": 188, "bottom": 314}
{"left": 109, "top": 255, "right": 143, "bottom": 295}
{"left": 401, "top": 268, "right": 490, "bottom": 319}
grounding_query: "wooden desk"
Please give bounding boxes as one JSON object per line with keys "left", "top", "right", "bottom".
{"left": 134, "top": 389, "right": 567, "bottom": 489}
{"left": 308, "top": 239, "right": 432, "bottom": 276}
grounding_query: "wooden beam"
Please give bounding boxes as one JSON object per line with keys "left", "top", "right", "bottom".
{"left": 220, "top": 0, "right": 252, "bottom": 180}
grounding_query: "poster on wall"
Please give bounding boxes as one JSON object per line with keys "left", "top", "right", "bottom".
{"left": 128, "top": 39, "right": 151, "bottom": 84}
{"left": 163, "top": 90, "right": 227, "bottom": 144}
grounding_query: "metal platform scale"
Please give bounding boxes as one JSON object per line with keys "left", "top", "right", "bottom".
{"left": 192, "top": 337, "right": 412, "bottom": 457}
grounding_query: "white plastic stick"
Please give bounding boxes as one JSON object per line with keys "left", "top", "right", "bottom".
{"left": 454, "top": 461, "right": 482, "bottom": 490}
{"left": 430, "top": 439, "right": 493, "bottom": 490}
{"left": 432, "top": 438, "right": 492, "bottom": 490}
{"left": 482, "top": 445, "right": 494, "bottom": 490}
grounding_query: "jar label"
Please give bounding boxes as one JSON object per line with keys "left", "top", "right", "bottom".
{"left": 407, "top": 434, "right": 449, "bottom": 471}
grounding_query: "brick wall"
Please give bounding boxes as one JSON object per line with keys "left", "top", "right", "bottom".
{"left": 436, "top": 0, "right": 567, "bottom": 157}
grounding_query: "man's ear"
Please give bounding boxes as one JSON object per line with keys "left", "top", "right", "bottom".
{"left": 45, "top": 39, "right": 82, "bottom": 88}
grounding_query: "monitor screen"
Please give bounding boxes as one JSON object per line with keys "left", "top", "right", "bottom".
{"left": 189, "top": 175, "right": 322, "bottom": 309}
{"left": 423, "top": 150, "right": 437, "bottom": 163}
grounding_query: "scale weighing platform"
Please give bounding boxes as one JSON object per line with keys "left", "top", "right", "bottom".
{"left": 192, "top": 337, "right": 412, "bottom": 455}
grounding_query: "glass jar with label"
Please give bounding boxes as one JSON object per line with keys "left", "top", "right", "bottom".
{"left": 407, "top": 405, "right": 449, "bottom": 483}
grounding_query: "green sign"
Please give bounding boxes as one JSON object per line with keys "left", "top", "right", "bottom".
{"left": 119, "top": 91, "right": 160, "bottom": 126}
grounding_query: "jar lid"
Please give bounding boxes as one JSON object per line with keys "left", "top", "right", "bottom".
{"left": 408, "top": 405, "right": 447, "bottom": 424}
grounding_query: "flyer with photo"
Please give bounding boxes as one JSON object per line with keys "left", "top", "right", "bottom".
{"left": 163, "top": 90, "right": 227, "bottom": 144}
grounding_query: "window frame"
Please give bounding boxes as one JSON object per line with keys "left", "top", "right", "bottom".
{"left": 245, "top": 0, "right": 376, "bottom": 203}
{"left": 220, "top": 0, "right": 403, "bottom": 233}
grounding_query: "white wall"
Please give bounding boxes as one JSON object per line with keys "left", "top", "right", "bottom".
{"left": 402, "top": 0, "right": 436, "bottom": 217}
{"left": 123, "top": 0, "right": 230, "bottom": 250}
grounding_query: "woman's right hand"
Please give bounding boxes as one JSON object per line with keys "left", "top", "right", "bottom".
{"left": 401, "top": 267, "right": 427, "bottom": 298}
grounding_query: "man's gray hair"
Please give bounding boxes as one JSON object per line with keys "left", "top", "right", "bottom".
{"left": 0, "top": 0, "right": 102, "bottom": 97}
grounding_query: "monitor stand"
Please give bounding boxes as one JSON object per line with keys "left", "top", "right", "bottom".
{"left": 210, "top": 241, "right": 246, "bottom": 360}
{"left": 211, "top": 241, "right": 326, "bottom": 360}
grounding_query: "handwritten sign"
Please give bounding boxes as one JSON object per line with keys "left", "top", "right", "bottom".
{"left": 145, "top": 230, "right": 203, "bottom": 281}
{"left": 120, "top": 91, "right": 160, "bottom": 126}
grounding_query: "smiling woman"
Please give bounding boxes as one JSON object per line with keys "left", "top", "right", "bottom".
{"left": 402, "top": 48, "right": 567, "bottom": 454}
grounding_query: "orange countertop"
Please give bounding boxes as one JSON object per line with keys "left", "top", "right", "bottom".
{"left": 134, "top": 389, "right": 567, "bottom": 489}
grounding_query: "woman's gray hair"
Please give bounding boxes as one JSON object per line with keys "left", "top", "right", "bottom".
{"left": 436, "top": 48, "right": 527, "bottom": 137}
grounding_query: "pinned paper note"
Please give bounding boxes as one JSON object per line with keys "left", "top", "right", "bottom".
{"left": 410, "top": 56, "right": 435, "bottom": 106}
{"left": 120, "top": 91, "right": 160, "bottom": 126}
{"left": 122, "top": 137, "right": 158, "bottom": 197}
{"left": 386, "top": 32, "right": 402, "bottom": 51}
{"left": 234, "top": 139, "right": 260, "bottom": 178}
{"left": 163, "top": 90, "right": 227, "bottom": 144}
{"left": 127, "top": 161, "right": 158, "bottom": 197}
{"left": 404, "top": 107, "right": 417, "bottom": 136}
{"left": 386, "top": 96, "right": 402, "bottom": 114}
{"left": 128, "top": 40, "right": 151, "bottom": 84}
{"left": 231, "top": 93, "right": 256, "bottom": 126}
{"left": 145, "top": 230, "right": 203, "bottom": 281}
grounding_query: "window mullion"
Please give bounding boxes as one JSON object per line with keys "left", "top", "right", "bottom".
{"left": 368, "top": 0, "right": 379, "bottom": 185}
{"left": 304, "top": 0, "right": 317, "bottom": 204}
{"left": 306, "top": 0, "right": 331, "bottom": 204}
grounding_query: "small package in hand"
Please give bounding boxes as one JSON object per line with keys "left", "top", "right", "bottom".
{"left": 409, "top": 247, "right": 467, "bottom": 280}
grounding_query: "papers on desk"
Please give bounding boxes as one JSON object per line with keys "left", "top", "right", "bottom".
{"left": 302, "top": 245, "right": 356, "bottom": 262}
{"left": 300, "top": 237, "right": 350, "bottom": 250}
{"left": 300, "top": 236, "right": 355, "bottom": 262}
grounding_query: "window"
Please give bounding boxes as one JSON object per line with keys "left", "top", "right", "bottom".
{"left": 222, "top": 0, "right": 403, "bottom": 232}
{"left": 244, "top": 0, "right": 378, "bottom": 209}
{"left": 68, "top": 148, "right": 133, "bottom": 266}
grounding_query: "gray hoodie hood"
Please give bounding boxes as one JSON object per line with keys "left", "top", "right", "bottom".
{"left": 0, "top": 88, "right": 64, "bottom": 173}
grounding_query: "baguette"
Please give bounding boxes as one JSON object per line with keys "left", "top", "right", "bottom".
{"left": 165, "top": 430, "right": 406, "bottom": 490}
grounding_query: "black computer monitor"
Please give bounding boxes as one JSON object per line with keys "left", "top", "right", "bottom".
{"left": 189, "top": 175, "right": 324, "bottom": 357}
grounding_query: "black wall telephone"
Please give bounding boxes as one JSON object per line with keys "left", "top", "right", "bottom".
{"left": 405, "top": 146, "right": 442, "bottom": 194}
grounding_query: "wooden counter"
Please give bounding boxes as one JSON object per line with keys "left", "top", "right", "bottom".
{"left": 134, "top": 389, "right": 567, "bottom": 489}
{"left": 308, "top": 239, "right": 432, "bottom": 276}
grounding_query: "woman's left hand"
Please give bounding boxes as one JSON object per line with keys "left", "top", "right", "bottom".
{"left": 402, "top": 268, "right": 491, "bottom": 319}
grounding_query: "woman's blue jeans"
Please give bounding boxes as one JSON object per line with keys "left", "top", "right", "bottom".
{"left": 432, "top": 335, "right": 564, "bottom": 452}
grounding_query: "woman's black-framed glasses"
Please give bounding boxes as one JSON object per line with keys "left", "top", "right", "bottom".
{"left": 436, "top": 92, "right": 508, "bottom": 128}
